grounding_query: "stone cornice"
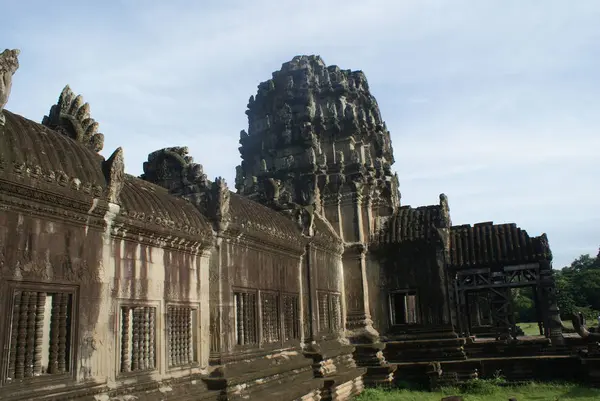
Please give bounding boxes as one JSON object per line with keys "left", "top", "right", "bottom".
{"left": 0, "top": 175, "right": 214, "bottom": 253}
{"left": 0, "top": 159, "right": 104, "bottom": 197}
{"left": 0, "top": 176, "right": 107, "bottom": 229}
{"left": 111, "top": 218, "right": 213, "bottom": 254}
{"left": 220, "top": 227, "right": 305, "bottom": 257}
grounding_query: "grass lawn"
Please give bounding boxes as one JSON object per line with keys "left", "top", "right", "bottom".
{"left": 517, "top": 321, "right": 577, "bottom": 336}
{"left": 355, "top": 382, "right": 600, "bottom": 401}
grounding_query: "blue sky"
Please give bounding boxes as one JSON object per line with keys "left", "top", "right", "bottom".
{"left": 3, "top": 0, "right": 599, "bottom": 268}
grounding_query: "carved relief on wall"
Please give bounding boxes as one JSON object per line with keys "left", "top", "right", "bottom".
{"left": 111, "top": 278, "right": 160, "bottom": 300}
{"left": 1, "top": 248, "right": 101, "bottom": 284}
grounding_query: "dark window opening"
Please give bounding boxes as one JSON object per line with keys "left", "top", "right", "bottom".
{"left": 389, "top": 291, "right": 418, "bottom": 325}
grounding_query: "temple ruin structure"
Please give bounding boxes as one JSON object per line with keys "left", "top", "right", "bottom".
{"left": 0, "top": 50, "right": 594, "bottom": 401}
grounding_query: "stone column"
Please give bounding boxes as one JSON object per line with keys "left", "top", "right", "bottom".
{"left": 340, "top": 181, "right": 395, "bottom": 386}
{"left": 343, "top": 244, "right": 377, "bottom": 339}
{"left": 474, "top": 297, "right": 482, "bottom": 327}
{"left": 538, "top": 261, "right": 564, "bottom": 345}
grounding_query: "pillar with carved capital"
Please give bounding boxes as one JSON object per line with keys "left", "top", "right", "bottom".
{"left": 338, "top": 179, "right": 395, "bottom": 386}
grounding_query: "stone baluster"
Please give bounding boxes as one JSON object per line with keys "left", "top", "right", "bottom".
{"left": 142, "top": 307, "right": 149, "bottom": 370}
{"left": 179, "top": 308, "right": 185, "bottom": 364}
{"left": 148, "top": 308, "right": 155, "bottom": 369}
{"left": 182, "top": 308, "right": 186, "bottom": 363}
{"left": 238, "top": 295, "right": 245, "bottom": 345}
{"left": 168, "top": 307, "right": 173, "bottom": 367}
{"left": 8, "top": 292, "right": 22, "bottom": 379}
{"left": 16, "top": 291, "right": 30, "bottom": 379}
{"left": 131, "top": 308, "right": 140, "bottom": 371}
{"left": 182, "top": 308, "right": 187, "bottom": 364}
{"left": 25, "top": 292, "right": 38, "bottom": 377}
{"left": 33, "top": 292, "right": 46, "bottom": 375}
{"left": 171, "top": 308, "right": 176, "bottom": 366}
{"left": 174, "top": 308, "right": 181, "bottom": 366}
{"left": 187, "top": 308, "right": 193, "bottom": 363}
{"left": 48, "top": 294, "right": 60, "bottom": 374}
{"left": 57, "top": 293, "right": 68, "bottom": 373}
{"left": 121, "top": 307, "right": 130, "bottom": 372}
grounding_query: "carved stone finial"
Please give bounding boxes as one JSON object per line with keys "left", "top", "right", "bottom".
{"left": 0, "top": 49, "right": 20, "bottom": 126}
{"left": 42, "top": 85, "right": 104, "bottom": 152}
{"left": 208, "top": 177, "right": 231, "bottom": 232}
{"left": 295, "top": 205, "right": 315, "bottom": 237}
{"left": 439, "top": 193, "right": 451, "bottom": 229}
{"left": 103, "top": 147, "right": 125, "bottom": 203}
{"left": 141, "top": 146, "right": 208, "bottom": 195}
{"left": 235, "top": 165, "right": 245, "bottom": 193}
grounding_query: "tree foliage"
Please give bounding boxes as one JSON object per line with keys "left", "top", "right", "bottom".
{"left": 512, "top": 247, "right": 600, "bottom": 323}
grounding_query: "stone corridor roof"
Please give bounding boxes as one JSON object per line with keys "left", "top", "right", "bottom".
{"left": 0, "top": 110, "right": 107, "bottom": 196}
{"left": 119, "top": 175, "right": 212, "bottom": 239}
{"left": 0, "top": 110, "right": 213, "bottom": 241}
{"left": 376, "top": 204, "right": 449, "bottom": 244}
{"left": 448, "top": 222, "right": 552, "bottom": 269}
{"left": 228, "top": 193, "right": 305, "bottom": 251}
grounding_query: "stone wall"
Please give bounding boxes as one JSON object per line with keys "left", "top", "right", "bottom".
{"left": 0, "top": 186, "right": 213, "bottom": 400}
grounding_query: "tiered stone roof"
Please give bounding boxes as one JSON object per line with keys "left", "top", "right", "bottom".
{"left": 448, "top": 222, "right": 552, "bottom": 269}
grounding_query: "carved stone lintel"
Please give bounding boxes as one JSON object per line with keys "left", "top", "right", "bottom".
{"left": 0, "top": 49, "right": 20, "bottom": 126}
{"left": 208, "top": 177, "right": 231, "bottom": 232}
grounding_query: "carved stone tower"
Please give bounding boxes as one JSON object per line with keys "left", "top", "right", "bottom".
{"left": 237, "top": 56, "right": 399, "bottom": 344}
{"left": 236, "top": 55, "right": 399, "bottom": 232}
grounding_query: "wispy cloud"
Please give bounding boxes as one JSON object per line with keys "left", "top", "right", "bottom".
{"left": 2, "top": 0, "right": 599, "bottom": 267}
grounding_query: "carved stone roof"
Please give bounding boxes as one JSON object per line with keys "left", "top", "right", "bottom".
{"left": 118, "top": 175, "right": 212, "bottom": 239}
{"left": 228, "top": 193, "right": 305, "bottom": 251}
{"left": 448, "top": 222, "right": 552, "bottom": 269}
{"left": 376, "top": 195, "right": 451, "bottom": 245}
{"left": 0, "top": 110, "right": 106, "bottom": 196}
{"left": 377, "top": 205, "right": 447, "bottom": 244}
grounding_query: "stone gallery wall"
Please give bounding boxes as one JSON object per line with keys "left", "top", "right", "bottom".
{"left": 0, "top": 48, "right": 578, "bottom": 400}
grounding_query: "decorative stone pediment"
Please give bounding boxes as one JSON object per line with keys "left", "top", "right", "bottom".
{"left": 42, "top": 85, "right": 104, "bottom": 153}
{"left": 141, "top": 147, "right": 231, "bottom": 232}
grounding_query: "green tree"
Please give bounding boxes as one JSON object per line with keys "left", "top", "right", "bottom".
{"left": 555, "top": 248, "right": 600, "bottom": 322}
{"left": 501, "top": 249, "right": 600, "bottom": 324}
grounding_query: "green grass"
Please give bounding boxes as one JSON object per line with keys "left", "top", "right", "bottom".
{"left": 517, "top": 321, "right": 577, "bottom": 336}
{"left": 355, "top": 381, "right": 600, "bottom": 401}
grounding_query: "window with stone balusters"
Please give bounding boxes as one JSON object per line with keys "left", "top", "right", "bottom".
{"left": 167, "top": 305, "right": 198, "bottom": 368}
{"left": 282, "top": 293, "right": 300, "bottom": 341}
{"left": 4, "top": 288, "right": 75, "bottom": 383}
{"left": 317, "top": 291, "right": 342, "bottom": 334}
{"left": 233, "top": 290, "right": 258, "bottom": 346}
{"left": 261, "top": 292, "right": 280, "bottom": 344}
{"left": 119, "top": 305, "right": 156, "bottom": 374}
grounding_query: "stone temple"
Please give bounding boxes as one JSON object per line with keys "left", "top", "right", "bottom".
{"left": 0, "top": 50, "right": 598, "bottom": 401}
